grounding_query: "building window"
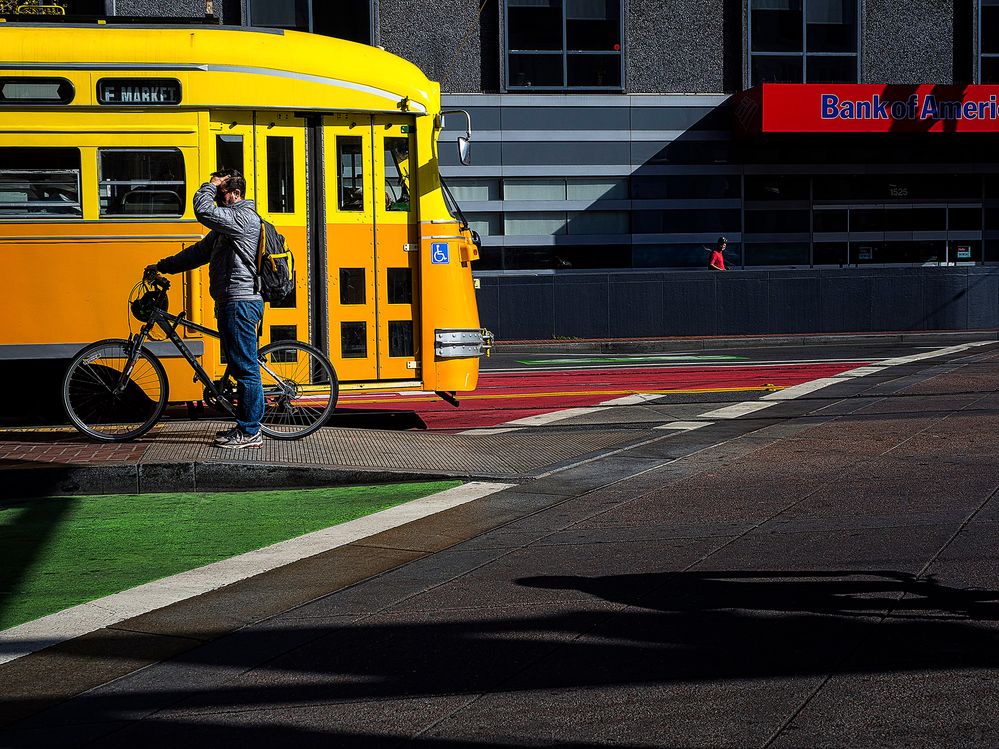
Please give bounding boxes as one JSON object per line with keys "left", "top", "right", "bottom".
{"left": 982, "top": 0, "right": 999, "bottom": 82}
{"left": 749, "top": 0, "right": 859, "bottom": 85}
{"left": 247, "top": 0, "right": 372, "bottom": 44}
{"left": 505, "top": 0, "right": 623, "bottom": 90}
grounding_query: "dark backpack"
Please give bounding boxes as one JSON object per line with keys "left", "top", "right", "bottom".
{"left": 254, "top": 218, "right": 295, "bottom": 304}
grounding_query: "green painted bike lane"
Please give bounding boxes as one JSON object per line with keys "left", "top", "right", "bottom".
{"left": 0, "top": 481, "right": 459, "bottom": 631}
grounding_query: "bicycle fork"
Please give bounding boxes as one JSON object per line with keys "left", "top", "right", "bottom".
{"left": 114, "top": 330, "right": 149, "bottom": 396}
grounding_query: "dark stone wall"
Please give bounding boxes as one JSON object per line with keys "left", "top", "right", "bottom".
{"left": 476, "top": 267, "right": 999, "bottom": 340}
{"left": 628, "top": 0, "right": 740, "bottom": 93}
{"left": 863, "top": 0, "right": 956, "bottom": 84}
{"left": 377, "top": 0, "right": 491, "bottom": 92}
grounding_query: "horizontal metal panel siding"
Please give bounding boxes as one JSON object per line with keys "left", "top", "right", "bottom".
{"left": 439, "top": 94, "right": 731, "bottom": 172}
{"left": 477, "top": 268, "right": 999, "bottom": 340}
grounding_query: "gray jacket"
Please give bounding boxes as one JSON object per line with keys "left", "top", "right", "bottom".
{"left": 156, "top": 182, "right": 262, "bottom": 304}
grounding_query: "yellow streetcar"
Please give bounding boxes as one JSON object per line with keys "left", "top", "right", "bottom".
{"left": 0, "top": 22, "right": 490, "bottom": 414}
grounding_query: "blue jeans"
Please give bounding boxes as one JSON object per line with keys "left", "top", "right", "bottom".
{"left": 216, "top": 300, "right": 264, "bottom": 435}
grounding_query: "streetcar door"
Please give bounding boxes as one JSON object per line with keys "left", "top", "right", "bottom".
{"left": 253, "top": 112, "right": 309, "bottom": 350}
{"left": 372, "top": 115, "right": 421, "bottom": 380}
{"left": 324, "top": 113, "right": 378, "bottom": 381}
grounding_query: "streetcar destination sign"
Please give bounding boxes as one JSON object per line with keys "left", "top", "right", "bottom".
{"left": 97, "top": 78, "right": 181, "bottom": 106}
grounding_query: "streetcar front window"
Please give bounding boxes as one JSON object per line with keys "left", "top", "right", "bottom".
{"left": 440, "top": 176, "right": 469, "bottom": 231}
{"left": 384, "top": 136, "right": 411, "bottom": 211}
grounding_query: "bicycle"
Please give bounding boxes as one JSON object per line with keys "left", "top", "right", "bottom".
{"left": 62, "top": 270, "right": 338, "bottom": 442}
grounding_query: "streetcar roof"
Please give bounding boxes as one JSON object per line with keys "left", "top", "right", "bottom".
{"left": 0, "top": 24, "right": 436, "bottom": 114}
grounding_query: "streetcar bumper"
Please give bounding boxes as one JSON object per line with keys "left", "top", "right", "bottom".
{"left": 434, "top": 328, "right": 494, "bottom": 358}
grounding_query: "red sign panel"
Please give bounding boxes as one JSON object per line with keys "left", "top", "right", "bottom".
{"left": 735, "top": 84, "right": 999, "bottom": 135}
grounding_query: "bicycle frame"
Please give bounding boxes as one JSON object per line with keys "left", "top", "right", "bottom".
{"left": 116, "top": 305, "right": 236, "bottom": 414}
{"left": 121, "top": 303, "right": 294, "bottom": 412}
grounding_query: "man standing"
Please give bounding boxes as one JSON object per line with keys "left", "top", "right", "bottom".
{"left": 147, "top": 169, "right": 264, "bottom": 449}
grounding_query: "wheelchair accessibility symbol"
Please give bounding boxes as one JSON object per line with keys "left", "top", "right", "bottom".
{"left": 431, "top": 242, "right": 449, "bottom": 265}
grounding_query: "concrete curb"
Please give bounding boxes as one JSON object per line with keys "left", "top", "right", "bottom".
{"left": 494, "top": 330, "right": 999, "bottom": 355}
{"left": 0, "top": 461, "right": 507, "bottom": 498}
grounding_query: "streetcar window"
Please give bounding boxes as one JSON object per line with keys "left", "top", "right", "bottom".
{"left": 0, "top": 77, "right": 74, "bottom": 104}
{"left": 339, "top": 268, "right": 365, "bottom": 305}
{"left": 266, "top": 136, "right": 295, "bottom": 213}
{"left": 0, "top": 147, "right": 81, "bottom": 218}
{"left": 337, "top": 136, "right": 364, "bottom": 211}
{"left": 340, "top": 321, "right": 367, "bottom": 358}
{"left": 216, "top": 135, "right": 244, "bottom": 174}
{"left": 99, "top": 148, "right": 185, "bottom": 217}
{"left": 387, "top": 268, "right": 412, "bottom": 304}
{"left": 384, "top": 136, "right": 411, "bottom": 211}
{"left": 269, "top": 325, "right": 298, "bottom": 361}
{"left": 388, "top": 321, "right": 414, "bottom": 357}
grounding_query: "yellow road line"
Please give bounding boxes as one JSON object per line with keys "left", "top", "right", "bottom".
{"left": 340, "top": 384, "right": 784, "bottom": 405}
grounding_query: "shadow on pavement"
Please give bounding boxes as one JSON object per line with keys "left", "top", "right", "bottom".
{"left": 520, "top": 570, "right": 999, "bottom": 619}
{"left": 0, "top": 468, "right": 81, "bottom": 631}
{"left": 3, "top": 570, "right": 999, "bottom": 744}
{"left": 326, "top": 409, "right": 428, "bottom": 431}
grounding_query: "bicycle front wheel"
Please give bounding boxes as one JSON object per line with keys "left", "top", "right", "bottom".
{"left": 258, "top": 340, "right": 338, "bottom": 439}
{"left": 62, "top": 338, "right": 169, "bottom": 442}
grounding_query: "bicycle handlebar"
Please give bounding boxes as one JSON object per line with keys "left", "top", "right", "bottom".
{"left": 142, "top": 268, "right": 171, "bottom": 290}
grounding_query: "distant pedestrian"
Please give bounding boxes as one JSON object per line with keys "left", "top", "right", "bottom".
{"left": 708, "top": 236, "right": 728, "bottom": 271}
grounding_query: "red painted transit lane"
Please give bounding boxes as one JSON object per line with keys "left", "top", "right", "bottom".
{"left": 335, "top": 360, "right": 868, "bottom": 432}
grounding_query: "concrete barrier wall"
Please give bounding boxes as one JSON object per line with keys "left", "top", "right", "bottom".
{"left": 474, "top": 267, "right": 999, "bottom": 341}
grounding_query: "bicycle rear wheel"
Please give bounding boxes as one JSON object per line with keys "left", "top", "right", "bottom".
{"left": 62, "top": 338, "right": 169, "bottom": 442}
{"left": 258, "top": 340, "right": 338, "bottom": 439}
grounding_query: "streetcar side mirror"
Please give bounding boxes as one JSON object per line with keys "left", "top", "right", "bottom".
{"left": 441, "top": 109, "right": 473, "bottom": 167}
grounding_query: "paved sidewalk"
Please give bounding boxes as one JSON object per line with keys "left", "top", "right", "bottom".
{"left": 2, "top": 344, "right": 998, "bottom": 746}
{"left": 0, "top": 420, "right": 643, "bottom": 497}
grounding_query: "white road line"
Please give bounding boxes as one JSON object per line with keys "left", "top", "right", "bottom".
{"left": 598, "top": 392, "right": 667, "bottom": 406}
{"left": 463, "top": 427, "right": 519, "bottom": 436}
{"left": 761, "top": 377, "right": 845, "bottom": 400}
{"left": 699, "top": 401, "right": 777, "bottom": 419}
{"left": 0, "top": 481, "right": 514, "bottom": 666}
{"left": 460, "top": 406, "right": 610, "bottom": 435}
{"left": 654, "top": 421, "right": 711, "bottom": 431}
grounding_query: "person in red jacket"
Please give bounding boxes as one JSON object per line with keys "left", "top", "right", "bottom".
{"left": 708, "top": 236, "right": 728, "bottom": 271}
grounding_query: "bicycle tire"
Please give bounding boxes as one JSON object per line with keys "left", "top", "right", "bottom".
{"left": 258, "top": 340, "right": 338, "bottom": 439}
{"left": 62, "top": 338, "right": 169, "bottom": 443}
